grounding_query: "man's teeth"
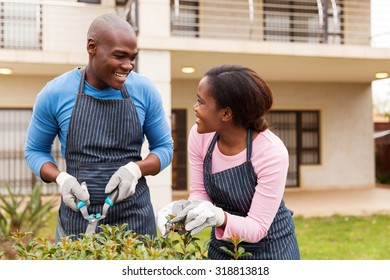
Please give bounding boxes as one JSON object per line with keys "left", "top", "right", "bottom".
{"left": 114, "top": 72, "right": 127, "bottom": 77}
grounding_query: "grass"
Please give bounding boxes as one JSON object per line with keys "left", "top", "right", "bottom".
{"left": 294, "top": 214, "right": 390, "bottom": 259}
{"left": 37, "top": 211, "right": 390, "bottom": 259}
{"left": 36, "top": 211, "right": 58, "bottom": 241}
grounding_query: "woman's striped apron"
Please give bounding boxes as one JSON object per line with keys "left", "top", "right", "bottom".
{"left": 204, "top": 130, "right": 300, "bottom": 259}
{"left": 55, "top": 69, "right": 156, "bottom": 241}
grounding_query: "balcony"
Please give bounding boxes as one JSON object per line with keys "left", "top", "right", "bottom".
{"left": 0, "top": 0, "right": 384, "bottom": 51}
{"left": 0, "top": 0, "right": 389, "bottom": 83}
{"left": 170, "top": 0, "right": 373, "bottom": 46}
{"left": 0, "top": 0, "right": 118, "bottom": 76}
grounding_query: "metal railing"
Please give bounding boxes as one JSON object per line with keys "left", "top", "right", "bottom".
{"left": 170, "top": 0, "right": 385, "bottom": 47}
{"left": 0, "top": 0, "right": 387, "bottom": 50}
{"left": 0, "top": 0, "right": 43, "bottom": 50}
{"left": 0, "top": 109, "right": 66, "bottom": 195}
{"left": 0, "top": 0, "right": 138, "bottom": 51}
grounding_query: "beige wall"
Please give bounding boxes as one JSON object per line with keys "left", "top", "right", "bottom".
{"left": 272, "top": 81, "right": 375, "bottom": 189}
{"left": 172, "top": 79, "right": 376, "bottom": 190}
{"left": 137, "top": 50, "right": 173, "bottom": 213}
{"left": 0, "top": 75, "right": 55, "bottom": 108}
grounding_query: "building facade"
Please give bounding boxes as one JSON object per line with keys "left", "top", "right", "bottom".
{"left": 1, "top": 0, "right": 389, "bottom": 211}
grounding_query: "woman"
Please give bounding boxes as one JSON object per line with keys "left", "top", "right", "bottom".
{"left": 159, "top": 64, "right": 299, "bottom": 260}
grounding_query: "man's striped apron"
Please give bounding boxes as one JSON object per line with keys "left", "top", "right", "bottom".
{"left": 55, "top": 69, "right": 156, "bottom": 241}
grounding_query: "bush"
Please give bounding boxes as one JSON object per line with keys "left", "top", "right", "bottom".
{"left": 6, "top": 223, "right": 251, "bottom": 260}
{"left": 1, "top": 185, "right": 250, "bottom": 260}
{"left": 9, "top": 224, "right": 253, "bottom": 260}
{"left": 8, "top": 223, "right": 208, "bottom": 260}
{"left": 0, "top": 184, "right": 57, "bottom": 259}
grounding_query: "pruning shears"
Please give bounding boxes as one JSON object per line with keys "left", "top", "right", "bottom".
{"left": 77, "top": 184, "right": 120, "bottom": 235}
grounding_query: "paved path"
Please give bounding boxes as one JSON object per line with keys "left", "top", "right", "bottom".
{"left": 283, "top": 186, "right": 390, "bottom": 217}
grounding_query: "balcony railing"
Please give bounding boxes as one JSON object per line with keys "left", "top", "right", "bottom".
{"left": 170, "top": 0, "right": 382, "bottom": 47}
{"left": 0, "top": 0, "right": 138, "bottom": 52}
{"left": 0, "top": 0, "right": 388, "bottom": 51}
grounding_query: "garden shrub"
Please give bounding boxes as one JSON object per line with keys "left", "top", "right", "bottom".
{"left": 1, "top": 184, "right": 250, "bottom": 260}
{"left": 6, "top": 223, "right": 250, "bottom": 260}
{"left": 7, "top": 223, "right": 209, "bottom": 260}
{"left": 0, "top": 184, "right": 57, "bottom": 259}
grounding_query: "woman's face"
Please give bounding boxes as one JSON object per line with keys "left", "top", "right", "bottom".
{"left": 193, "top": 76, "right": 225, "bottom": 134}
{"left": 87, "top": 28, "right": 138, "bottom": 90}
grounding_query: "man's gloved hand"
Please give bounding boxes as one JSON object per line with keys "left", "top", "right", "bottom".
{"left": 183, "top": 201, "right": 225, "bottom": 236}
{"left": 104, "top": 162, "right": 142, "bottom": 203}
{"left": 157, "top": 200, "right": 201, "bottom": 236}
{"left": 56, "top": 172, "right": 90, "bottom": 212}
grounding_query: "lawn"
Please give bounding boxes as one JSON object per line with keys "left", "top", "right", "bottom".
{"left": 294, "top": 214, "right": 390, "bottom": 259}
{"left": 38, "top": 212, "right": 390, "bottom": 260}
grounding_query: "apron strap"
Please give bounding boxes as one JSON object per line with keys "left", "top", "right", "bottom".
{"left": 78, "top": 66, "right": 130, "bottom": 99}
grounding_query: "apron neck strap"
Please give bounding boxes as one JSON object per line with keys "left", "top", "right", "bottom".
{"left": 78, "top": 66, "right": 130, "bottom": 99}
{"left": 208, "top": 129, "right": 253, "bottom": 161}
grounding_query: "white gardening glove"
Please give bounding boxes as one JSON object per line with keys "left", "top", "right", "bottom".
{"left": 56, "top": 172, "right": 90, "bottom": 212}
{"left": 170, "top": 200, "right": 203, "bottom": 223}
{"left": 104, "top": 162, "right": 142, "bottom": 203}
{"left": 157, "top": 200, "right": 201, "bottom": 236}
{"left": 184, "top": 201, "right": 225, "bottom": 236}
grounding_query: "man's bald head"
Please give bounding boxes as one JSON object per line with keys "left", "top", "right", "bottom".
{"left": 87, "top": 14, "right": 136, "bottom": 43}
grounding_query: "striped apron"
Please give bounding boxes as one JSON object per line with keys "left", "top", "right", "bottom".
{"left": 55, "top": 68, "right": 156, "bottom": 241}
{"left": 204, "top": 130, "right": 300, "bottom": 260}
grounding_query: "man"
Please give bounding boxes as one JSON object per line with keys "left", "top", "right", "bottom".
{"left": 25, "top": 14, "right": 173, "bottom": 241}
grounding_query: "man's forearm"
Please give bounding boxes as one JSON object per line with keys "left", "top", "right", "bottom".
{"left": 40, "top": 162, "right": 62, "bottom": 183}
{"left": 135, "top": 153, "right": 161, "bottom": 176}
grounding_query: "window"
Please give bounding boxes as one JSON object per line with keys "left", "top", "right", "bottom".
{"left": 170, "top": 0, "right": 199, "bottom": 37}
{"left": 264, "top": 0, "right": 342, "bottom": 44}
{"left": 266, "top": 111, "right": 320, "bottom": 187}
{"left": 0, "top": 1, "right": 42, "bottom": 50}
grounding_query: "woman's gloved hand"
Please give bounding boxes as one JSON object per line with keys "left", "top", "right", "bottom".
{"left": 56, "top": 172, "right": 90, "bottom": 212}
{"left": 104, "top": 162, "right": 142, "bottom": 203}
{"left": 182, "top": 201, "right": 225, "bottom": 235}
{"left": 157, "top": 200, "right": 202, "bottom": 236}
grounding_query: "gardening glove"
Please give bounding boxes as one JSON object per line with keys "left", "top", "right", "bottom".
{"left": 170, "top": 200, "right": 203, "bottom": 223}
{"left": 56, "top": 172, "right": 90, "bottom": 212}
{"left": 183, "top": 201, "right": 225, "bottom": 236}
{"left": 104, "top": 162, "right": 142, "bottom": 203}
{"left": 157, "top": 200, "right": 201, "bottom": 236}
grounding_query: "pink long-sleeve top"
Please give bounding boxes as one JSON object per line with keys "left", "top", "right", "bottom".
{"left": 188, "top": 124, "right": 289, "bottom": 243}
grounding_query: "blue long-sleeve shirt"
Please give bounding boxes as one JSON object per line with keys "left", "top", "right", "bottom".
{"left": 25, "top": 67, "right": 173, "bottom": 177}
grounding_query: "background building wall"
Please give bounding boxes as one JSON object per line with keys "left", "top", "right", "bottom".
{"left": 272, "top": 81, "right": 375, "bottom": 189}
{"left": 0, "top": 75, "right": 54, "bottom": 107}
{"left": 172, "top": 79, "right": 375, "bottom": 190}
